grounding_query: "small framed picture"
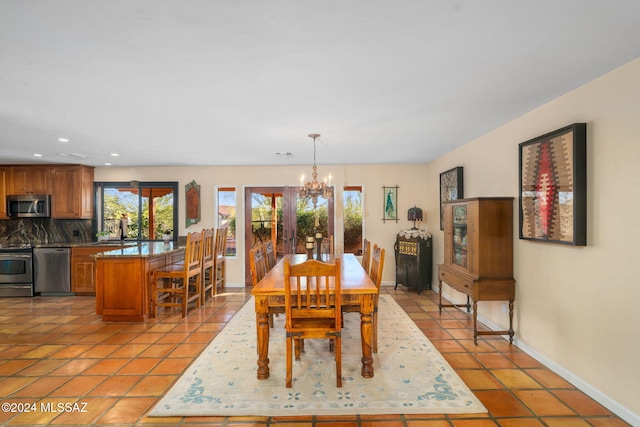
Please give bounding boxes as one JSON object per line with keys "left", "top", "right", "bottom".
{"left": 382, "top": 185, "right": 398, "bottom": 223}
{"left": 440, "top": 167, "right": 464, "bottom": 230}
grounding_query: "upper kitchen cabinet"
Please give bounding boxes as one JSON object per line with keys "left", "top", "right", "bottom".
{"left": 0, "top": 167, "right": 8, "bottom": 219}
{"left": 10, "top": 166, "right": 51, "bottom": 194}
{"left": 51, "top": 165, "right": 95, "bottom": 219}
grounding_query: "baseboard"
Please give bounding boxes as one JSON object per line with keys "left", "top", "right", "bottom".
{"left": 477, "top": 313, "right": 639, "bottom": 426}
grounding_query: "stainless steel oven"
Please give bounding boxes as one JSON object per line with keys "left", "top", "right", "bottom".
{"left": 0, "top": 245, "right": 34, "bottom": 297}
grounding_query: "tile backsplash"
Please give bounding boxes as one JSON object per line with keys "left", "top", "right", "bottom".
{"left": 0, "top": 218, "right": 93, "bottom": 245}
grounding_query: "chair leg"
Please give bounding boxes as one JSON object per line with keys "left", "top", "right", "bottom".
{"left": 286, "top": 336, "right": 293, "bottom": 388}
{"left": 335, "top": 336, "right": 342, "bottom": 387}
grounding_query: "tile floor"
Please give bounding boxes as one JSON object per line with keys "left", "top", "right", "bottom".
{"left": 0, "top": 286, "right": 631, "bottom": 426}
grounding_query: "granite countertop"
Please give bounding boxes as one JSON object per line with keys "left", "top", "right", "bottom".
{"left": 92, "top": 242, "right": 183, "bottom": 258}
{"left": 34, "top": 241, "right": 138, "bottom": 248}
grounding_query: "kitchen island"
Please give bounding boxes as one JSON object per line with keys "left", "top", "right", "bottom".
{"left": 94, "top": 242, "right": 184, "bottom": 322}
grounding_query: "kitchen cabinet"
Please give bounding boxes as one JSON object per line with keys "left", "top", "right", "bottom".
{"left": 438, "top": 197, "right": 516, "bottom": 344}
{"left": 394, "top": 230, "right": 432, "bottom": 293}
{"left": 71, "top": 243, "right": 128, "bottom": 295}
{"left": 0, "top": 167, "right": 8, "bottom": 219}
{"left": 10, "top": 166, "right": 51, "bottom": 194}
{"left": 51, "top": 165, "right": 94, "bottom": 219}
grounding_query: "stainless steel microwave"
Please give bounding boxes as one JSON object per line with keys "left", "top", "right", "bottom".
{"left": 7, "top": 194, "right": 51, "bottom": 218}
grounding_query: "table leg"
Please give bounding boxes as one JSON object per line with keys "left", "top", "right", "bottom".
{"left": 360, "top": 294, "right": 375, "bottom": 378}
{"left": 255, "top": 296, "right": 270, "bottom": 379}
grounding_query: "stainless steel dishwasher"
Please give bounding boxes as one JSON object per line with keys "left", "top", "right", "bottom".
{"left": 33, "top": 247, "right": 72, "bottom": 295}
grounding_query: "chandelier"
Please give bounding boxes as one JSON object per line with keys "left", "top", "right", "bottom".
{"left": 299, "top": 133, "right": 333, "bottom": 208}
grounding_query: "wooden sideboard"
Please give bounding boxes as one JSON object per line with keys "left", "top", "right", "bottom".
{"left": 438, "top": 197, "right": 515, "bottom": 344}
{"left": 94, "top": 242, "right": 184, "bottom": 322}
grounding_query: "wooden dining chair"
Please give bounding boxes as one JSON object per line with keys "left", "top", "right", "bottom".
{"left": 361, "top": 238, "right": 371, "bottom": 276}
{"left": 214, "top": 227, "right": 227, "bottom": 292}
{"left": 151, "top": 231, "right": 203, "bottom": 318}
{"left": 284, "top": 257, "right": 342, "bottom": 388}
{"left": 201, "top": 228, "right": 216, "bottom": 300}
{"left": 264, "top": 240, "right": 277, "bottom": 272}
{"left": 369, "top": 244, "right": 385, "bottom": 353}
{"left": 249, "top": 245, "right": 267, "bottom": 286}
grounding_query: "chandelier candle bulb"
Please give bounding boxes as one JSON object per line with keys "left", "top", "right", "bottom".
{"left": 306, "top": 236, "right": 315, "bottom": 243}
{"left": 316, "top": 232, "right": 323, "bottom": 239}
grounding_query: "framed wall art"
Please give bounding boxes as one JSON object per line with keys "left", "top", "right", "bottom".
{"left": 518, "top": 123, "right": 587, "bottom": 246}
{"left": 440, "top": 167, "right": 463, "bottom": 230}
{"left": 382, "top": 185, "right": 399, "bottom": 223}
{"left": 185, "top": 180, "right": 201, "bottom": 228}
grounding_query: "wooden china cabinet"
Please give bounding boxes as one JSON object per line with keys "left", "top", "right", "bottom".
{"left": 438, "top": 197, "right": 515, "bottom": 344}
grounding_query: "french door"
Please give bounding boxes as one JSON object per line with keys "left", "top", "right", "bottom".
{"left": 243, "top": 186, "right": 334, "bottom": 285}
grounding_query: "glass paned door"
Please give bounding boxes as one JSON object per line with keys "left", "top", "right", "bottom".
{"left": 244, "top": 187, "right": 334, "bottom": 285}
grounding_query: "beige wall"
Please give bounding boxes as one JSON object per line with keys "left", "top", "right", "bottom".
{"left": 95, "top": 163, "right": 428, "bottom": 288}
{"left": 425, "top": 57, "right": 640, "bottom": 422}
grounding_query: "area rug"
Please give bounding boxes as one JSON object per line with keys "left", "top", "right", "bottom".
{"left": 149, "top": 295, "right": 486, "bottom": 417}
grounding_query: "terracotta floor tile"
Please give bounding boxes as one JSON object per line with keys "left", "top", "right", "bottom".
{"left": 89, "top": 375, "right": 142, "bottom": 396}
{"left": 541, "top": 418, "right": 593, "bottom": 426}
{"left": 514, "top": 390, "right": 576, "bottom": 416}
{"left": 118, "top": 357, "right": 162, "bottom": 375}
{"left": 108, "top": 343, "right": 151, "bottom": 358}
{"left": 48, "top": 397, "right": 118, "bottom": 425}
{"left": 450, "top": 420, "right": 500, "bottom": 426}
{"left": 52, "top": 375, "right": 108, "bottom": 396}
{"left": 0, "top": 376, "right": 37, "bottom": 396}
{"left": 475, "top": 390, "right": 533, "bottom": 417}
{"left": 94, "top": 396, "right": 156, "bottom": 424}
{"left": 0, "top": 359, "right": 36, "bottom": 375}
{"left": 13, "top": 358, "right": 67, "bottom": 376}
{"left": 139, "top": 343, "right": 178, "bottom": 357}
{"left": 125, "top": 374, "right": 177, "bottom": 396}
{"left": 497, "top": 419, "right": 546, "bottom": 427}
{"left": 167, "top": 342, "right": 207, "bottom": 357}
{"left": 525, "top": 368, "right": 575, "bottom": 388}
{"left": 20, "top": 344, "right": 66, "bottom": 359}
{"left": 12, "top": 375, "right": 72, "bottom": 397}
{"left": 552, "top": 390, "right": 613, "bottom": 416}
{"left": 76, "top": 344, "right": 120, "bottom": 358}
{"left": 83, "top": 358, "right": 130, "bottom": 375}
{"left": 430, "top": 339, "right": 466, "bottom": 353}
{"left": 443, "top": 352, "right": 483, "bottom": 369}
{"left": 406, "top": 420, "right": 452, "bottom": 427}
{"left": 457, "top": 369, "right": 505, "bottom": 390}
{"left": 491, "top": 369, "right": 542, "bottom": 389}
{"left": 150, "top": 357, "right": 193, "bottom": 374}
{"left": 49, "top": 358, "right": 100, "bottom": 375}
{"left": 474, "top": 352, "right": 517, "bottom": 368}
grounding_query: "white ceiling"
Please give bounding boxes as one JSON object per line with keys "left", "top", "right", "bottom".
{"left": 1, "top": 1, "right": 640, "bottom": 167}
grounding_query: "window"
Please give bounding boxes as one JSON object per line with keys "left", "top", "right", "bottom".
{"left": 95, "top": 181, "right": 178, "bottom": 241}
{"left": 217, "top": 187, "right": 236, "bottom": 256}
{"left": 343, "top": 186, "right": 363, "bottom": 254}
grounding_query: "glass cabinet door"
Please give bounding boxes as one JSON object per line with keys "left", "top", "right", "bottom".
{"left": 451, "top": 204, "right": 468, "bottom": 268}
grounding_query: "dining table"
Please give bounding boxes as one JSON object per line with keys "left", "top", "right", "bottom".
{"left": 251, "top": 253, "right": 379, "bottom": 380}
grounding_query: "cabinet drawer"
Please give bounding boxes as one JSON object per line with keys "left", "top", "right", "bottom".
{"left": 438, "top": 269, "right": 473, "bottom": 296}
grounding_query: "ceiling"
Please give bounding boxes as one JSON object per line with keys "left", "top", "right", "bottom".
{"left": 1, "top": 1, "right": 640, "bottom": 168}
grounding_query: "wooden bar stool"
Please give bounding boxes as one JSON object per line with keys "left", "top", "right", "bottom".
{"left": 201, "top": 228, "right": 216, "bottom": 300}
{"left": 151, "top": 231, "right": 203, "bottom": 318}
{"left": 214, "top": 226, "right": 227, "bottom": 293}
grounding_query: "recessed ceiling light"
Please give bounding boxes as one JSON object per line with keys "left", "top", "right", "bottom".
{"left": 58, "top": 137, "right": 69, "bottom": 143}
{"left": 110, "top": 153, "right": 119, "bottom": 157}
{"left": 104, "top": 162, "right": 112, "bottom": 166}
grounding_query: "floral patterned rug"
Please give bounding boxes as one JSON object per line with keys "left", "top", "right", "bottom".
{"left": 150, "top": 295, "right": 486, "bottom": 417}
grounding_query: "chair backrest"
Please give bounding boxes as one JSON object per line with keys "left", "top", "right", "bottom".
{"left": 264, "top": 240, "right": 276, "bottom": 271}
{"left": 215, "top": 226, "right": 228, "bottom": 258}
{"left": 369, "top": 244, "right": 385, "bottom": 290}
{"left": 249, "top": 245, "right": 268, "bottom": 286}
{"left": 361, "top": 238, "right": 371, "bottom": 276}
{"left": 185, "top": 231, "right": 204, "bottom": 274}
{"left": 202, "top": 228, "right": 215, "bottom": 266}
{"left": 284, "top": 258, "right": 341, "bottom": 330}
